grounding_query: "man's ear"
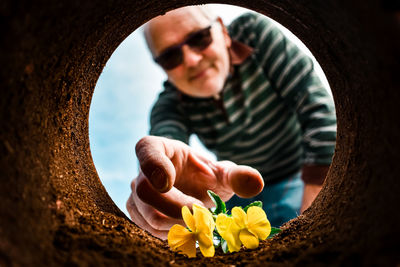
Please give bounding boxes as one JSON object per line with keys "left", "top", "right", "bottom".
{"left": 217, "top": 17, "right": 232, "bottom": 48}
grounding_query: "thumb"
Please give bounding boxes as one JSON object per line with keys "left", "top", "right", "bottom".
{"left": 226, "top": 165, "right": 264, "bottom": 198}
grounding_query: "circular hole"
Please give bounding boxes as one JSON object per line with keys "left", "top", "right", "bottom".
{"left": 89, "top": 3, "right": 335, "bottom": 235}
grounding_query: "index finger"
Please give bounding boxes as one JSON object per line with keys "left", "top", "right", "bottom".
{"left": 135, "top": 136, "right": 177, "bottom": 192}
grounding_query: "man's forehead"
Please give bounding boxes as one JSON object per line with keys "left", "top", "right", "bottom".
{"left": 144, "top": 6, "right": 213, "bottom": 54}
{"left": 149, "top": 7, "right": 210, "bottom": 31}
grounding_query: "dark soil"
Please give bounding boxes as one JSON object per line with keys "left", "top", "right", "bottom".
{"left": 0, "top": 0, "right": 399, "bottom": 266}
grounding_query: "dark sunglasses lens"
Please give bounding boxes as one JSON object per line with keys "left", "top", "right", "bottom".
{"left": 186, "top": 28, "right": 212, "bottom": 51}
{"left": 155, "top": 26, "right": 213, "bottom": 70}
{"left": 157, "top": 47, "right": 183, "bottom": 70}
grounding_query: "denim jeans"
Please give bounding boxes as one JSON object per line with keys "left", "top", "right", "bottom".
{"left": 225, "top": 172, "right": 304, "bottom": 227}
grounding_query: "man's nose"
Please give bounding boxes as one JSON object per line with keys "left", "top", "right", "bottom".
{"left": 182, "top": 45, "right": 203, "bottom": 67}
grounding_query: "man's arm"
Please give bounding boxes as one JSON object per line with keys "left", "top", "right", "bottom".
{"left": 149, "top": 83, "right": 191, "bottom": 143}
{"left": 300, "top": 164, "right": 330, "bottom": 212}
{"left": 128, "top": 85, "right": 266, "bottom": 239}
{"left": 246, "top": 14, "right": 337, "bottom": 210}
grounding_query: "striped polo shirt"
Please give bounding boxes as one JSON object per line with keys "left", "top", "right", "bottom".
{"left": 149, "top": 12, "right": 336, "bottom": 183}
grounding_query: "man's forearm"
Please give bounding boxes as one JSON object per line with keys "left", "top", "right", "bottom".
{"left": 300, "top": 164, "right": 330, "bottom": 213}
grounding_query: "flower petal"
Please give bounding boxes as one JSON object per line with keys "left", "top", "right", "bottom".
{"left": 199, "top": 242, "right": 215, "bottom": 257}
{"left": 167, "top": 224, "right": 192, "bottom": 248}
{"left": 216, "top": 214, "right": 241, "bottom": 252}
{"left": 232, "top": 207, "right": 246, "bottom": 228}
{"left": 193, "top": 204, "right": 214, "bottom": 233}
{"left": 167, "top": 224, "right": 196, "bottom": 257}
{"left": 239, "top": 229, "right": 259, "bottom": 249}
{"left": 197, "top": 232, "right": 213, "bottom": 248}
{"left": 182, "top": 206, "right": 196, "bottom": 232}
{"left": 197, "top": 232, "right": 215, "bottom": 257}
{"left": 246, "top": 206, "right": 271, "bottom": 240}
{"left": 174, "top": 236, "right": 197, "bottom": 258}
{"left": 226, "top": 235, "right": 242, "bottom": 252}
{"left": 215, "top": 213, "right": 230, "bottom": 236}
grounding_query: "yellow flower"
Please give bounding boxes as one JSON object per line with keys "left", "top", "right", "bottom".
{"left": 168, "top": 204, "right": 215, "bottom": 258}
{"left": 216, "top": 206, "right": 271, "bottom": 252}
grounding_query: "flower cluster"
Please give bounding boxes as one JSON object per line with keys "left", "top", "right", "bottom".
{"left": 168, "top": 204, "right": 215, "bottom": 257}
{"left": 167, "top": 191, "right": 281, "bottom": 257}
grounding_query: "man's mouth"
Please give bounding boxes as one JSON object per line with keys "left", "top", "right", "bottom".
{"left": 189, "top": 67, "right": 211, "bottom": 81}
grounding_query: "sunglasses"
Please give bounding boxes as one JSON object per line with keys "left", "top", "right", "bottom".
{"left": 154, "top": 20, "right": 217, "bottom": 70}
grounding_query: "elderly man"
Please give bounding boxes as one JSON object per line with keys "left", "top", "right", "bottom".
{"left": 126, "top": 5, "right": 336, "bottom": 239}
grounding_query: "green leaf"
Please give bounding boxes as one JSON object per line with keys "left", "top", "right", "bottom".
{"left": 207, "top": 190, "right": 226, "bottom": 214}
{"left": 243, "top": 201, "right": 263, "bottom": 212}
{"left": 267, "top": 227, "right": 282, "bottom": 238}
{"left": 213, "top": 228, "right": 221, "bottom": 238}
{"left": 221, "top": 238, "right": 229, "bottom": 253}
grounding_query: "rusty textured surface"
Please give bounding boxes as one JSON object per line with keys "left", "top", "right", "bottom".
{"left": 0, "top": 0, "right": 399, "bottom": 265}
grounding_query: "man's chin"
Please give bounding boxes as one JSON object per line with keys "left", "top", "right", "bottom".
{"left": 195, "top": 82, "right": 224, "bottom": 98}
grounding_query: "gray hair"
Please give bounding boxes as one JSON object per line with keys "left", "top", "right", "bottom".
{"left": 143, "top": 5, "right": 218, "bottom": 56}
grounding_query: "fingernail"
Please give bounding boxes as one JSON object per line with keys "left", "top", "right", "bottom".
{"left": 151, "top": 167, "right": 168, "bottom": 191}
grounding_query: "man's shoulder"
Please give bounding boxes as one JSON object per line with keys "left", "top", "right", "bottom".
{"left": 162, "top": 80, "right": 176, "bottom": 92}
{"left": 228, "top": 12, "right": 276, "bottom": 45}
{"left": 229, "top": 12, "right": 258, "bottom": 25}
{"left": 156, "top": 81, "right": 180, "bottom": 101}
{"left": 228, "top": 12, "right": 273, "bottom": 32}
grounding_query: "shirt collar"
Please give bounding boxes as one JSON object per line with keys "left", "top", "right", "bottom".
{"left": 229, "top": 39, "right": 254, "bottom": 65}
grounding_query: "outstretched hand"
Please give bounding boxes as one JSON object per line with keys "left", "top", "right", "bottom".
{"left": 126, "top": 136, "right": 264, "bottom": 239}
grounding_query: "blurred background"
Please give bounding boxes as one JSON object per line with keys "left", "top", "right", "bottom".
{"left": 89, "top": 4, "right": 330, "bottom": 217}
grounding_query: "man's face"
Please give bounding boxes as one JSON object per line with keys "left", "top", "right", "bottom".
{"left": 147, "top": 7, "right": 232, "bottom": 98}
